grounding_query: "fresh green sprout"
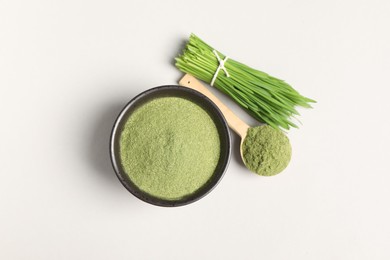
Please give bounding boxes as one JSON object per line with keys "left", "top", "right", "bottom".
{"left": 175, "top": 34, "right": 316, "bottom": 130}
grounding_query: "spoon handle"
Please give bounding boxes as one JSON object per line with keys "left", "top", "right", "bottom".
{"left": 179, "top": 74, "right": 249, "bottom": 138}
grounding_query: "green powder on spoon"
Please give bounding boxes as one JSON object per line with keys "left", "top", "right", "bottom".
{"left": 119, "top": 97, "right": 220, "bottom": 200}
{"left": 242, "top": 125, "right": 292, "bottom": 176}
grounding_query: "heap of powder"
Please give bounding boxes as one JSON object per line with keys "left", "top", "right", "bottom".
{"left": 119, "top": 97, "right": 220, "bottom": 200}
{"left": 242, "top": 125, "right": 291, "bottom": 176}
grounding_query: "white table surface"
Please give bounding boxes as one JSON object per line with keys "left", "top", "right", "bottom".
{"left": 1, "top": 0, "right": 390, "bottom": 259}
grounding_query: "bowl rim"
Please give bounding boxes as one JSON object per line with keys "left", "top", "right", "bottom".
{"left": 110, "top": 85, "right": 231, "bottom": 207}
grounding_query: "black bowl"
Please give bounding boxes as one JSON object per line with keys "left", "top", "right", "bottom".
{"left": 110, "top": 85, "right": 231, "bottom": 207}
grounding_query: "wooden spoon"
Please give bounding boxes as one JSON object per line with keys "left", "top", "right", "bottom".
{"left": 179, "top": 74, "right": 292, "bottom": 176}
{"left": 179, "top": 74, "right": 250, "bottom": 160}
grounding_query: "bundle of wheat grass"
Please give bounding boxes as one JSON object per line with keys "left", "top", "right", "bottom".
{"left": 176, "top": 34, "right": 315, "bottom": 130}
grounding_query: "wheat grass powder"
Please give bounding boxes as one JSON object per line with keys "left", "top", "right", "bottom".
{"left": 119, "top": 97, "right": 221, "bottom": 200}
{"left": 242, "top": 125, "right": 292, "bottom": 176}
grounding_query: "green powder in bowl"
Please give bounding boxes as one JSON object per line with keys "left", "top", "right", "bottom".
{"left": 110, "top": 86, "right": 230, "bottom": 206}
{"left": 117, "top": 94, "right": 223, "bottom": 202}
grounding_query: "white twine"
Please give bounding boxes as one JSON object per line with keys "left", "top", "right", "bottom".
{"left": 210, "top": 50, "right": 230, "bottom": 86}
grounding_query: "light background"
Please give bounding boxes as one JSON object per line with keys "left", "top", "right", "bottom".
{"left": 1, "top": 0, "right": 389, "bottom": 259}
